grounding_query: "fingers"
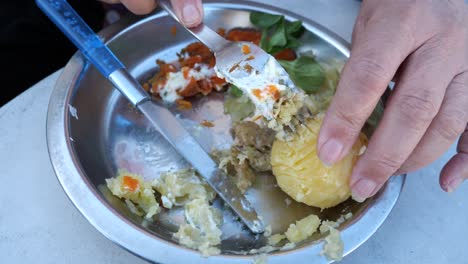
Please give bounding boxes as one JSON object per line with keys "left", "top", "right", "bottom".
{"left": 440, "top": 125, "right": 468, "bottom": 192}
{"left": 120, "top": 0, "right": 157, "bottom": 15}
{"left": 398, "top": 72, "right": 468, "bottom": 173}
{"left": 102, "top": 0, "right": 203, "bottom": 26}
{"left": 317, "top": 14, "right": 416, "bottom": 166}
{"left": 349, "top": 38, "right": 457, "bottom": 202}
{"left": 169, "top": 0, "right": 203, "bottom": 27}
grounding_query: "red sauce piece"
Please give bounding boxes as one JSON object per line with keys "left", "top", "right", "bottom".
{"left": 274, "top": 48, "right": 297, "bottom": 61}
{"left": 226, "top": 28, "right": 262, "bottom": 45}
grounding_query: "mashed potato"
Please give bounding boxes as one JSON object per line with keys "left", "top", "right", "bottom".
{"left": 152, "top": 169, "right": 215, "bottom": 208}
{"left": 271, "top": 114, "right": 367, "bottom": 209}
{"left": 174, "top": 198, "right": 223, "bottom": 256}
{"left": 106, "top": 172, "right": 160, "bottom": 219}
{"left": 284, "top": 214, "right": 320, "bottom": 243}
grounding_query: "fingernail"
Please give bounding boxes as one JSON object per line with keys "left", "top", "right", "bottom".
{"left": 445, "top": 177, "right": 464, "bottom": 193}
{"left": 351, "top": 178, "right": 378, "bottom": 202}
{"left": 181, "top": 4, "right": 201, "bottom": 26}
{"left": 319, "top": 139, "right": 343, "bottom": 166}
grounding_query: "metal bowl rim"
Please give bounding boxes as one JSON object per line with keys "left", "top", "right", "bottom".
{"left": 46, "top": 1, "right": 405, "bottom": 263}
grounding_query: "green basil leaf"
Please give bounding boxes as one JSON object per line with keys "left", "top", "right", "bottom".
{"left": 286, "top": 20, "right": 303, "bottom": 36}
{"left": 284, "top": 38, "right": 301, "bottom": 50}
{"left": 259, "top": 29, "right": 270, "bottom": 52}
{"left": 229, "top": 85, "right": 244, "bottom": 97}
{"left": 279, "top": 56, "right": 325, "bottom": 93}
{"left": 268, "top": 45, "right": 285, "bottom": 55}
{"left": 269, "top": 18, "right": 287, "bottom": 49}
{"left": 250, "top": 12, "right": 283, "bottom": 29}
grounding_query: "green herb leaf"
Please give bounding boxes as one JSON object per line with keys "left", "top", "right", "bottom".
{"left": 250, "top": 12, "right": 283, "bottom": 29}
{"left": 268, "top": 18, "right": 287, "bottom": 50}
{"left": 259, "top": 29, "right": 270, "bottom": 52}
{"left": 250, "top": 11, "right": 304, "bottom": 55}
{"left": 284, "top": 38, "right": 301, "bottom": 50}
{"left": 229, "top": 85, "right": 244, "bottom": 97}
{"left": 279, "top": 56, "right": 325, "bottom": 93}
{"left": 286, "top": 20, "right": 303, "bottom": 36}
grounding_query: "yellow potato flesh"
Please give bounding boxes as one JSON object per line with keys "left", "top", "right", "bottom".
{"left": 271, "top": 115, "right": 367, "bottom": 209}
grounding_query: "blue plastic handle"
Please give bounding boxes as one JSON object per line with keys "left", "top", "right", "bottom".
{"left": 36, "top": 0, "right": 124, "bottom": 77}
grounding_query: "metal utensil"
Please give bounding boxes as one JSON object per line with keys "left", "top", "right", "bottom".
{"left": 36, "top": 0, "right": 264, "bottom": 234}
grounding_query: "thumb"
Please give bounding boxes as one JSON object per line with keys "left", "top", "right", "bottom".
{"left": 169, "top": 0, "right": 203, "bottom": 28}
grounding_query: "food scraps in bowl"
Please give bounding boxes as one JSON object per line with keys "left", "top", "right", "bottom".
{"left": 103, "top": 11, "right": 383, "bottom": 262}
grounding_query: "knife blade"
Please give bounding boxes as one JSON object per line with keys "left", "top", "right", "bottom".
{"left": 137, "top": 99, "right": 265, "bottom": 233}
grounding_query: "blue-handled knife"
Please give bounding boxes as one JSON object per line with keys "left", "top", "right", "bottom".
{"left": 36, "top": 0, "right": 264, "bottom": 234}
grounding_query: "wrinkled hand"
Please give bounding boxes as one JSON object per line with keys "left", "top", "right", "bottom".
{"left": 100, "top": 0, "right": 203, "bottom": 27}
{"left": 318, "top": 0, "right": 468, "bottom": 201}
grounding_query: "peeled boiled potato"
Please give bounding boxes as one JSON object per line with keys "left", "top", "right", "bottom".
{"left": 271, "top": 114, "right": 368, "bottom": 209}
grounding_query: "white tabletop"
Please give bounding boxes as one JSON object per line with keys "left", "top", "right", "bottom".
{"left": 1, "top": 1, "right": 467, "bottom": 263}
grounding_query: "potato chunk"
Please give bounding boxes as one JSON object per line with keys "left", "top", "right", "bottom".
{"left": 271, "top": 114, "right": 367, "bottom": 209}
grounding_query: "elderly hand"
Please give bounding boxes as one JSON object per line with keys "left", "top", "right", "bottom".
{"left": 318, "top": 0, "right": 468, "bottom": 201}
{"left": 100, "top": 0, "right": 203, "bottom": 27}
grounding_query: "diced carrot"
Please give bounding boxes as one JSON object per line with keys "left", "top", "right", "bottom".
{"left": 182, "top": 67, "right": 190, "bottom": 79}
{"left": 176, "top": 99, "right": 193, "bottom": 110}
{"left": 182, "top": 42, "right": 215, "bottom": 67}
{"left": 178, "top": 77, "right": 199, "bottom": 97}
{"left": 170, "top": 25, "right": 177, "bottom": 36}
{"left": 241, "top": 44, "right": 251, "bottom": 54}
{"left": 266, "top": 85, "right": 280, "bottom": 100}
{"left": 157, "top": 60, "right": 177, "bottom": 74}
{"left": 198, "top": 79, "right": 214, "bottom": 95}
{"left": 180, "top": 55, "right": 203, "bottom": 68}
{"left": 122, "top": 176, "right": 139, "bottom": 192}
{"left": 246, "top": 55, "right": 255, "bottom": 61}
{"left": 252, "top": 89, "right": 263, "bottom": 99}
{"left": 201, "top": 120, "right": 215, "bottom": 127}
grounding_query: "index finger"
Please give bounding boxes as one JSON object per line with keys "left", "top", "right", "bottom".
{"left": 317, "top": 15, "right": 416, "bottom": 166}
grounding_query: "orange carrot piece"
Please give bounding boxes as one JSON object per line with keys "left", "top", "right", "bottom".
{"left": 122, "top": 176, "right": 139, "bottom": 192}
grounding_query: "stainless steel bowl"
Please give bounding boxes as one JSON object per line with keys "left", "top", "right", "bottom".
{"left": 47, "top": 1, "right": 405, "bottom": 263}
